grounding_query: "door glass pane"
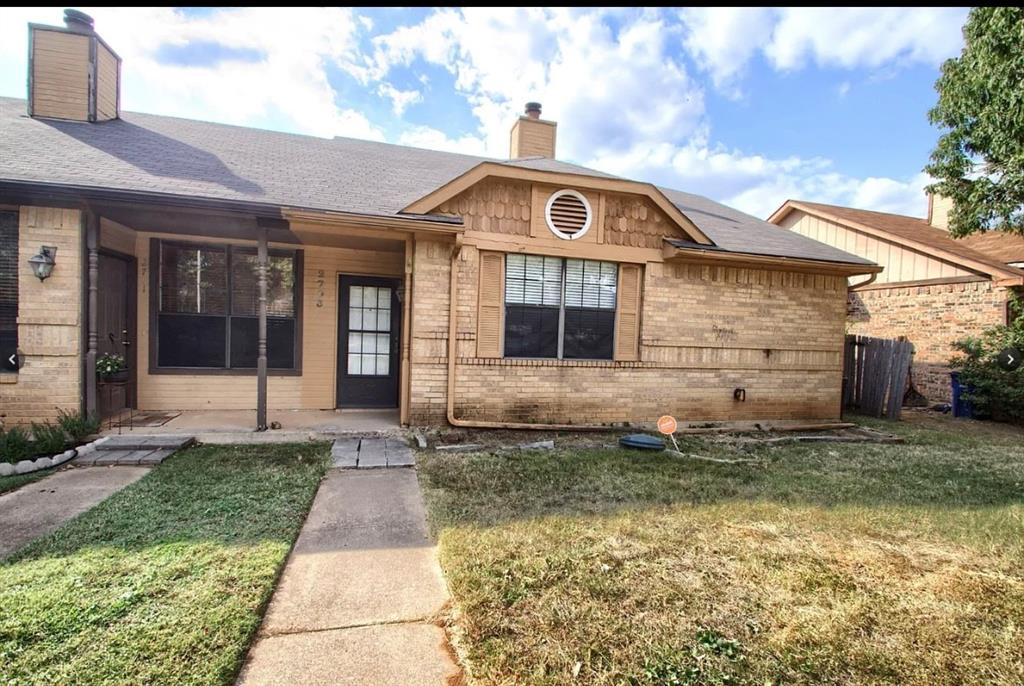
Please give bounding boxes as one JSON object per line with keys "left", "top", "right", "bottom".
{"left": 349, "top": 308, "right": 362, "bottom": 330}
{"left": 351, "top": 286, "right": 363, "bottom": 307}
{"left": 347, "top": 353, "right": 360, "bottom": 374}
{"left": 375, "top": 355, "right": 389, "bottom": 375}
{"left": 348, "top": 332, "right": 362, "bottom": 353}
{"left": 376, "top": 310, "right": 390, "bottom": 330}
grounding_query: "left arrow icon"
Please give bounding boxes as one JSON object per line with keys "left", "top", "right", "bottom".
{"left": 6, "top": 353, "right": 14, "bottom": 367}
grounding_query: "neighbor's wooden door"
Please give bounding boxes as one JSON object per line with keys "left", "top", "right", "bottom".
{"left": 97, "top": 251, "right": 136, "bottom": 417}
{"left": 336, "top": 275, "right": 401, "bottom": 408}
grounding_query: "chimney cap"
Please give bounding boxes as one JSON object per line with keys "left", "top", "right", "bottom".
{"left": 63, "top": 9, "right": 95, "bottom": 34}
{"left": 524, "top": 101, "right": 542, "bottom": 119}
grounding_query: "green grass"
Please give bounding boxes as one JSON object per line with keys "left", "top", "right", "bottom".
{"left": 0, "top": 442, "right": 329, "bottom": 685}
{"left": 418, "top": 417, "right": 1024, "bottom": 685}
{"left": 0, "top": 469, "right": 55, "bottom": 496}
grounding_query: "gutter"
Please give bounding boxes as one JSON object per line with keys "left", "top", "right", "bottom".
{"left": 0, "top": 179, "right": 465, "bottom": 232}
{"left": 847, "top": 272, "right": 878, "bottom": 291}
{"left": 444, "top": 238, "right": 613, "bottom": 431}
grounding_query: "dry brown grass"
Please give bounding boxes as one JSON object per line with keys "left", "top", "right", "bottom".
{"left": 419, "top": 416, "right": 1024, "bottom": 685}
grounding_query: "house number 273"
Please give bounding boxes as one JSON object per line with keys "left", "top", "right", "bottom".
{"left": 316, "top": 270, "right": 325, "bottom": 307}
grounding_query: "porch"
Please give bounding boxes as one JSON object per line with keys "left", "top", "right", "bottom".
{"left": 100, "top": 408, "right": 401, "bottom": 438}
{"left": 74, "top": 199, "right": 461, "bottom": 431}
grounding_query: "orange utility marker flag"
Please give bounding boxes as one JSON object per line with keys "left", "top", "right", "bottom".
{"left": 657, "top": 415, "right": 681, "bottom": 451}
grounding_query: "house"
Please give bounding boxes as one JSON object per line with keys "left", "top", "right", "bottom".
{"left": 768, "top": 197, "right": 1024, "bottom": 403}
{"left": 0, "top": 12, "right": 879, "bottom": 430}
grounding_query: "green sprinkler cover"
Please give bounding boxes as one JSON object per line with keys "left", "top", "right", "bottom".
{"left": 619, "top": 434, "right": 665, "bottom": 450}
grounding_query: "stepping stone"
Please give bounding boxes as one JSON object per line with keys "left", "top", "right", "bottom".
{"left": 331, "top": 438, "right": 359, "bottom": 469}
{"left": 98, "top": 435, "right": 194, "bottom": 451}
{"left": 137, "top": 449, "right": 174, "bottom": 465}
{"left": 90, "top": 450, "right": 134, "bottom": 466}
{"left": 357, "top": 438, "right": 387, "bottom": 469}
{"left": 385, "top": 439, "right": 414, "bottom": 468}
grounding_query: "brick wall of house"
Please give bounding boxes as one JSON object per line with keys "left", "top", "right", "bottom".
{"left": 408, "top": 238, "right": 848, "bottom": 425}
{"left": 847, "top": 279, "right": 1009, "bottom": 402}
{"left": 0, "top": 207, "right": 82, "bottom": 426}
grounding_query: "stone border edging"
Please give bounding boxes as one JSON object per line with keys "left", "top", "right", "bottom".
{"left": 0, "top": 436, "right": 111, "bottom": 477}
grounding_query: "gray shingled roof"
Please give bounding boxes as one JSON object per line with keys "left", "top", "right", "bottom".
{"left": 0, "top": 96, "right": 870, "bottom": 265}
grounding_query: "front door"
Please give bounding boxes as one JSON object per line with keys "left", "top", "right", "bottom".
{"left": 337, "top": 275, "right": 401, "bottom": 408}
{"left": 97, "top": 251, "right": 136, "bottom": 418}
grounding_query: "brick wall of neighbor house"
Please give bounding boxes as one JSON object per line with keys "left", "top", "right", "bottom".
{"left": 0, "top": 207, "right": 82, "bottom": 426}
{"left": 408, "top": 239, "right": 849, "bottom": 425}
{"left": 847, "top": 279, "right": 1009, "bottom": 403}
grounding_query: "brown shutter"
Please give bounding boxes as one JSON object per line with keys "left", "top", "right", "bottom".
{"left": 477, "top": 251, "right": 504, "bottom": 358}
{"left": 614, "top": 263, "right": 642, "bottom": 361}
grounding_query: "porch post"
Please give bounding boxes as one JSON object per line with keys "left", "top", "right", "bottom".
{"left": 399, "top": 235, "right": 413, "bottom": 425}
{"left": 256, "top": 228, "right": 268, "bottom": 431}
{"left": 85, "top": 210, "right": 98, "bottom": 419}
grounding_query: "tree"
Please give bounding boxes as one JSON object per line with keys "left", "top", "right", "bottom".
{"left": 925, "top": 7, "right": 1024, "bottom": 237}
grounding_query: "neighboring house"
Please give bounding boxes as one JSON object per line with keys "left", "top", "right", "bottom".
{"left": 769, "top": 197, "right": 1024, "bottom": 403}
{"left": 0, "top": 12, "right": 878, "bottom": 429}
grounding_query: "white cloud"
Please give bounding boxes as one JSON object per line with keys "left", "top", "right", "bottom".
{"left": 0, "top": 7, "right": 384, "bottom": 140}
{"left": 837, "top": 81, "right": 851, "bottom": 98}
{"left": 587, "top": 136, "right": 929, "bottom": 219}
{"left": 397, "top": 125, "right": 488, "bottom": 156}
{"left": 377, "top": 83, "right": 422, "bottom": 115}
{"left": 680, "top": 7, "right": 967, "bottom": 94}
{"left": 678, "top": 7, "right": 776, "bottom": 96}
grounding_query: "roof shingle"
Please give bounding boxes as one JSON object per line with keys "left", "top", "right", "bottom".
{"left": 0, "top": 96, "right": 869, "bottom": 266}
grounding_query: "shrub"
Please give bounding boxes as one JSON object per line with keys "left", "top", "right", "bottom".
{"left": 31, "top": 421, "right": 68, "bottom": 456}
{"left": 950, "top": 294, "right": 1024, "bottom": 421}
{"left": 0, "top": 426, "right": 34, "bottom": 464}
{"left": 57, "top": 408, "right": 101, "bottom": 442}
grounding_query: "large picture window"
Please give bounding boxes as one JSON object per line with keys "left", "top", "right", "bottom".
{"left": 504, "top": 254, "right": 617, "bottom": 359}
{"left": 0, "top": 210, "right": 17, "bottom": 373}
{"left": 155, "top": 240, "right": 300, "bottom": 371}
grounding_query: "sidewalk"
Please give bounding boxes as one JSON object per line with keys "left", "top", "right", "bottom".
{"left": 237, "top": 468, "right": 460, "bottom": 685}
{"left": 0, "top": 467, "right": 149, "bottom": 559}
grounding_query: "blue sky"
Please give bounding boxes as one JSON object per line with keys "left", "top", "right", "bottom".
{"left": 0, "top": 7, "right": 969, "bottom": 218}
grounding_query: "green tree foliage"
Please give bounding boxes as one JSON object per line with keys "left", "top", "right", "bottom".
{"left": 951, "top": 294, "right": 1024, "bottom": 421}
{"left": 925, "top": 7, "right": 1024, "bottom": 237}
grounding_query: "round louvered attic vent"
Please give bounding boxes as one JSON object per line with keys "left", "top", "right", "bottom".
{"left": 544, "top": 189, "right": 592, "bottom": 240}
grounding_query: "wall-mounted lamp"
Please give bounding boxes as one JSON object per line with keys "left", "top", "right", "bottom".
{"left": 395, "top": 283, "right": 405, "bottom": 304}
{"left": 733, "top": 388, "right": 746, "bottom": 402}
{"left": 28, "top": 246, "right": 57, "bottom": 281}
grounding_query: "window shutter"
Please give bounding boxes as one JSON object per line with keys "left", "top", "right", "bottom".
{"left": 477, "top": 251, "right": 504, "bottom": 358}
{"left": 614, "top": 263, "right": 642, "bottom": 361}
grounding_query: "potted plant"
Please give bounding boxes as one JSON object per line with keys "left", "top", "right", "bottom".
{"left": 96, "top": 352, "right": 128, "bottom": 382}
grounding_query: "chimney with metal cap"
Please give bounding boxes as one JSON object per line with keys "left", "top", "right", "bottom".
{"left": 28, "top": 9, "right": 122, "bottom": 122}
{"left": 510, "top": 101, "right": 557, "bottom": 159}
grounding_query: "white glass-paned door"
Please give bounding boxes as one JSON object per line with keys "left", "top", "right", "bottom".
{"left": 346, "top": 286, "right": 391, "bottom": 376}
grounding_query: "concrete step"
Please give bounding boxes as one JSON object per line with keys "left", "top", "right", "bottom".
{"left": 96, "top": 435, "right": 195, "bottom": 451}
{"left": 330, "top": 437, "right": 415, "bottom": 470}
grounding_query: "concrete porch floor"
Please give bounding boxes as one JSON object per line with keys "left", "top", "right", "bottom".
{"left": 101, "top": 408, "right": 401, "bottom": 441}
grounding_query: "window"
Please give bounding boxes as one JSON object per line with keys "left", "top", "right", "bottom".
{"left": 155, "top": 240, "right": 299, "bottom": 371}
{"left": 504, "top": 254, "right": 617, "bottom": 359}
{"left": 346, "top": 286, "right": 392, "bottom": 376}
{"left": 0, "top": 210, "right": 16, "bottom": 372}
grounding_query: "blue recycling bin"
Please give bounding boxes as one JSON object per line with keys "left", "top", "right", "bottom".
{"left": 950, "top": 371, "right": 974, "bottom": 418}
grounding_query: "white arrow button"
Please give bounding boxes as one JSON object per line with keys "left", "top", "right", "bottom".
{"left": 7, "top": 353, "right": 14, "bottom": 367}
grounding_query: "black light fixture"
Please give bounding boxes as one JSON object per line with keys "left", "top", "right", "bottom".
{"left": 28, "top": 246, "right": 57, "bottom": 281}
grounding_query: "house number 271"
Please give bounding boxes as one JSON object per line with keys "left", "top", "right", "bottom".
{"left": 316, "top": 270, "right": 325, "bottom": 307}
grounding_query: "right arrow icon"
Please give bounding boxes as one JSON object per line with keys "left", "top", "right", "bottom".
{"left": 997, "top": 347, "right": 1022, "bottom": 372}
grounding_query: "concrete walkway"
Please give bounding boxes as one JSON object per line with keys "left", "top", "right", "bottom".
{"left": 237, "top": 468, "right": 460, "bottom": 685}
{"left": 0, "top": 467, "right": 149, "bottom": 559}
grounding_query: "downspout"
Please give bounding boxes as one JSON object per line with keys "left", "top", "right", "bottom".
{"left": 444, "top": 240, "right": 613, "bottom": 432}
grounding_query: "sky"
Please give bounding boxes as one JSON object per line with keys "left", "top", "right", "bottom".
{"left": 0, "top": 7, "right": 969, "bottom": 219}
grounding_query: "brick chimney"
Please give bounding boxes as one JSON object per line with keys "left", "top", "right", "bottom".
{"left": 927, "top": 191, "right": 954, "bottom": 231}
{"left": 28, "top": 9, "right": 121, "bottom": 122}
{"left": 509, "top": 101, "right": 557, "bottom": 159}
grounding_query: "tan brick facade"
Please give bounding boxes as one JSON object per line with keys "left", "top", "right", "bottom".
{"left": 847, "top": 279, "right": 1010, "bottom": 402}
{"left": 408, "top": 239, "right": 849, "bottom": 425}
{"left": 0, "top": 207, "right": 82, "bottom": 426}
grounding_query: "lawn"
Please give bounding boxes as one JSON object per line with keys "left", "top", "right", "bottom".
{"left": 0, "top": 442, "right": 328, "bottom": 685}
{"left": 0, "top": 469, "right": 54, "bottom": 495}
{"left": 418, "top": 415, "right": 1024, "bottom": 685}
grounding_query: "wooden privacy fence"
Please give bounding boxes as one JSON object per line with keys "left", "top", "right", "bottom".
{"left": 843, "top": 335, "right": 914, "bottom": 419}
